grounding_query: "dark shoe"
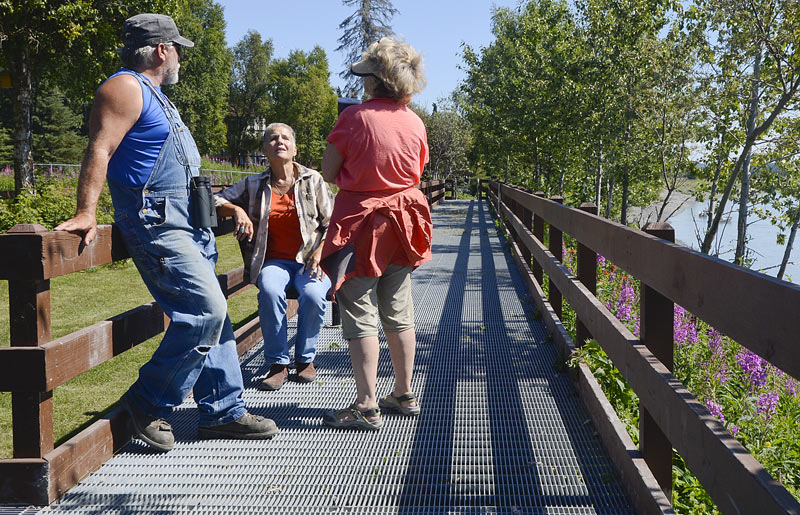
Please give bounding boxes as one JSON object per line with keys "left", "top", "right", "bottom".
{"left": 295, "top": 362, "right": 317, "bottom": 383}
{"left": 196, "top": 412, "right": 279, "bottom": 440}
{"left": 121, "top": 396, "right": 174, "bottom": 452}
{"left": 260, "top": 364, "right": 288, "bottom": 391}
{"left": 323, "top": 404, "right": 383, "bottom": 431}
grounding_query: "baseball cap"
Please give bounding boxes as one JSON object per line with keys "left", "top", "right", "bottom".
{"left": 122, "top": 13, "right": 194, "bottom": 48}
{"left": 350, "top": 58, "right": 381, "bottom": 79}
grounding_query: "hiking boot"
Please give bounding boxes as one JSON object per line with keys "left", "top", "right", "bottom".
{"left": 260, "top": 364, "right": 289, "bottom": 391}
{"left": 295, "top": 362, "right": 317, "bottom": 383}
{"left": 196, "top": 412, "right": 279, "bottom": 440}
{"left": 121, "top": 396, "right": 174, "bottom": 452}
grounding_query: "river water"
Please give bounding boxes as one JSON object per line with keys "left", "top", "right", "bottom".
{"left": 668, "top": 200, "right": 799, "bottom": 283}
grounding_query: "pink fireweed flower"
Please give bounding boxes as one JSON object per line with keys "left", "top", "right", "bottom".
{"left": 707, "top": 328, "right": 723, "bottom": 350}
{"left": 705, "top": 399, "right": 726, "bottom": 424}
{"left": 736, "top": 350, "right": 769, "bottom": 390}
{"left": 674, "top": 305, "right": 699, "bottom": 346}
{"left": 756, "top": 393, "right": 779, "bottom": 417}
{"left": 786, "top": 378, "right": 798, "bottom": 397}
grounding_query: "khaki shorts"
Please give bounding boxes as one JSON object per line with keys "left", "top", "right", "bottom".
{"left": 337, "top": 264, "right": 415, "bottom": 339}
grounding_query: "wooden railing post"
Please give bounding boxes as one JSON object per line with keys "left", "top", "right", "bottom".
{"left": 520, "top": 191, "right": 533, "bottom": 269}
{"left": 639, "top": 222, "right": 675, "bottom": 501}
{"left": 7, "top": 224, "right": 54, "bottom": 459}
{"left": 576, "top": 203, "right": 598, "bottom": 346}
{"left": 548, "top": 196, "right": 564, "bottom": 318}
{"left": 532, "top": 192, "right": 545, "bottom": 285}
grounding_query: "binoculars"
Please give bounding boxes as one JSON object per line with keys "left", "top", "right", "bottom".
{"left": 191, "top": 175, "right": 218, "bottom": 228}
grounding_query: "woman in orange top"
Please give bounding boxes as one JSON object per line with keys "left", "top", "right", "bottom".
{"left": 321, "top": 38, "right": 432, "bottom": 431}
{"left": 216, "top": 123, "right": 334, "bottom": 391}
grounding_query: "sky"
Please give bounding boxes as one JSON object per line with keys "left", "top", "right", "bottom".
{"left": 216, "top": 0, "right": 521, "bottom": 110}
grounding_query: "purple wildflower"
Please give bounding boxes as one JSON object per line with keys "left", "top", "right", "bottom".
{"left": 730, "top": 425, "right": 739, "bottom": 436}
{"left": 707, "top": 328, "right": 723, "bottom": 350}
{"left": 597, "top": 255, "right": 606, "bottom": 266}
{"left": 756, "top": 393, "right": 779, "bottom": 417}
{"left": 674, "top": 305, "right": 699, "bottom": 346}
{"left": 786, "top": 378, "right": 797, "bottom": 397}
{"left": 705, "top": 399, "right": 726, "bottom": 424}
{"left": 736, "top": 350, "right": 769, "bottom": 390}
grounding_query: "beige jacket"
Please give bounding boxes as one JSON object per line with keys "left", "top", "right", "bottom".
{"left": 214, "top": 163, "right": 334, "bottom": 284}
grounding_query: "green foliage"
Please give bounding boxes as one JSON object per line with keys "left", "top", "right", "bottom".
{"left": 673, "top": 453, "right": 720, "bottom": 514}
{"left": 569, "top": 340, "right": 641, "bottom": 437}
{"left": 169, "top": 0, "right": 231, "bottom": 155}
{"left": 335, "top": 0, "right": 397, "bottom": 97}
{"left": 32, "top": 81, "right": 87, "bottom": 163}
{"left": 0, "top": 128, "right": 12, "bottom": 164}
{"left": 415, "top": 100, "right": 472, "bottom": 183}
{"left": 268, "top": 47, "right": 338, "bottom": 168}
{"left": 0, "top": 167, "right": 114, "bottom": 232}
{"left": 0, "top": 0, "right": 178, "bottom": 193}
{"left": 227, "top": 30, "right": 273, "bottom": 164}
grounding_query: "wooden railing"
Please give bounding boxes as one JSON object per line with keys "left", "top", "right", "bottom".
{"left": 419, "top": 178, "right": 453, "bottom": 204}
{"left": 0, "top": 181, "right": 449, "bottom": 505}
{"left": 482, "top": 180, "right": 800, "bottom": 514}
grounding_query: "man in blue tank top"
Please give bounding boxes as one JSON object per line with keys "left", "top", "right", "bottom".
{"left": 56, "top": 14, "right": 278, "bottom": 452}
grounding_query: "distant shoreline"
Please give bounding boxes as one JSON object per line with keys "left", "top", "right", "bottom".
{"left": 630, "top": 191, "right": 697, "bottom": 228}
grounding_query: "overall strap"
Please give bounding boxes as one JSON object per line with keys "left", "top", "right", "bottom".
{"left": 131, "top": 70, "right": 193, "bottom": 183}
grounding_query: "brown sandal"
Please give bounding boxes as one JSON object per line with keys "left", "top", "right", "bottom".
{"left": 323, "top": 404, "right": 383, "bottom": 431}
{"left": 379, "top": 392, "right": 421, "bottom": 416}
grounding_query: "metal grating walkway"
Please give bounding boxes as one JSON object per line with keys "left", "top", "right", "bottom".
{"left": 36, "top": 199, "right": 634, "bottom": 514}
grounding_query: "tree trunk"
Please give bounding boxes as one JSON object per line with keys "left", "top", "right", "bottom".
{"left": 8, "top": 43, "right": 36, "bottom": 195}
{"left": 734, "top": 46, "right": 761, "bottom": 266}
{"left": 777, "top": 205, "right": 800, "bottom": 281}
{"left": 620, "top": 172, "right": 630, "bottom": 226}
{"left": 605, "top": 175, "right": 615, "bottom": 219}
{"left": 701, "top": 45, "right": 768, "bottom": 255}
{"left": 706, "top": 128, "right": 726, "bottom": 234}
{"left": 734, "top": 148, "right": 752, "bottom": 265}
{"left": 595, "top": 137, "right": 603, "bottom": 208}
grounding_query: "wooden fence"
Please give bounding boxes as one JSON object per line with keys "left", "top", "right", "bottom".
{"left": 0, "top": 179, "right": 451, "bottom": 505}
{"left": 483, "top": 180, "right": 800, "bottom": 514}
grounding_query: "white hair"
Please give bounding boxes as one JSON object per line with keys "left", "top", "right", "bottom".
{"left": 263, "top": 123, "right": 297, "bottom": 145}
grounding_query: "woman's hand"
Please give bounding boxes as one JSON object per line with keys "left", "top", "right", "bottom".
{"left": 304, "top": 247, "right": 326, "bottom": 280}
{"left": 231, "top": 205, "right": 254, "bottom": 242}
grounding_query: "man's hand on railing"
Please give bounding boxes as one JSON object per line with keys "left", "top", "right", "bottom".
{"left": 55, "top": 211, "right": 98, "bottom": 246}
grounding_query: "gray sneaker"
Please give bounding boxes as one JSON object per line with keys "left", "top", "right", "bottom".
{"left": 121, "top": 396, "right": 175, "bottom": 452}
{"left": 196, "top": 412, "right": 279, "bottom": 440}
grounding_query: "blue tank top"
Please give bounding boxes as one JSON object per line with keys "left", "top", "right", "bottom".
{"left": 106, "top": 69, "right": 170, "bottom": 187}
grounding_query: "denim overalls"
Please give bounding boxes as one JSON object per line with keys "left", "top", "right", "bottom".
{"left": 109, "top": 72, "right": 246, "bottom": 426}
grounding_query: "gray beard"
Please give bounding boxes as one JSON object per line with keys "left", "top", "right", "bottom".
{"left": 163, "top": 63, "right": 179, "bottom": 85}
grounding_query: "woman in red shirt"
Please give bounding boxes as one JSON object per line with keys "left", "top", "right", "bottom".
{"left": 321, "top": 38, "right": 432, "bottom": 431}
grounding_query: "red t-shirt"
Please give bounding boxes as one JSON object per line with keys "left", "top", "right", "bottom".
{"left": 265, "top": 191, "right": 303, "bottom": 261}
{"left": 327, "top": 97, "right": 429, "bottom": 192}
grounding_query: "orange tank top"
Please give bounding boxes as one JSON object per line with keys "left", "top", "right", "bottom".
{"left": 265, "top": 190, "right": 303, "bottom": 261}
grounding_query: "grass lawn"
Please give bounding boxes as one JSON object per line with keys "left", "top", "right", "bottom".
{"left": 0, "top": 233, "right": 257, "bottom": 459}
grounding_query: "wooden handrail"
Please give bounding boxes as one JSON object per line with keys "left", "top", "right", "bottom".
{"left": 486, "top": 180, "right": 800, "bottom": 514}
{"left": 0, "top": 180, "right": 448, "bottom": 505}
